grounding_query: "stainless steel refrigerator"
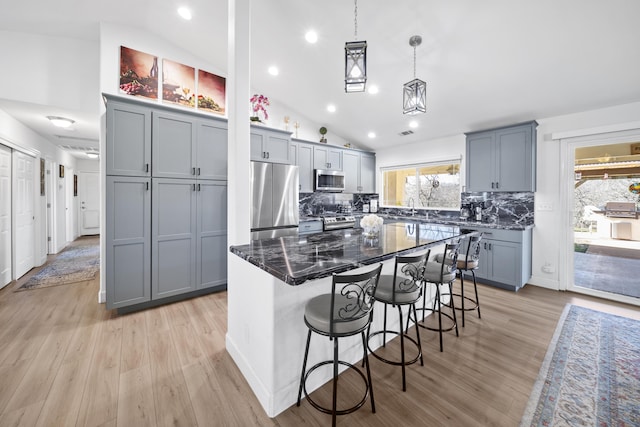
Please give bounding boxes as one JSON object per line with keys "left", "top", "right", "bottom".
{"left": 250, "top": 161, "right": 299, "bottom": 239}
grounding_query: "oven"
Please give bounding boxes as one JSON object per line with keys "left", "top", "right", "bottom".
{"left": 321, "top": 215, "right": 356, "bottom": 231}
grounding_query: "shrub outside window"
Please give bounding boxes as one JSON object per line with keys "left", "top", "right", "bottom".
{"left": 381, "top": 161, "right": 461, "bottom": 210}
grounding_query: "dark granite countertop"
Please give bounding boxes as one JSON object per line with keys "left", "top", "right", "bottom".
{"left": 230, "top": 222, "right": 469, "bottom": 286}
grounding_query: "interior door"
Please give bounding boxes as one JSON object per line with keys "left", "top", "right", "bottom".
{"left": 13, "top": 152, "right": 35, "bottom": 279}
{"left": 0, "top": 144, "right": 11, "bottom": 288}
{"left": 79, "top": 171, "right": 100, "bottom": 235}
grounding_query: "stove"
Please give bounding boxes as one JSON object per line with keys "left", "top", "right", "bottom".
{"left": 322, "top": 215, "right": 356, "bottom": 231}
{"left": 604, "top": 202, "right": 638, "bottom": 218}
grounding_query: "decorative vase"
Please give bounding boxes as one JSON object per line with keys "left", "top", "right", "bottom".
{"left": 362, "top": 226, "right": 379, "bottom": 239}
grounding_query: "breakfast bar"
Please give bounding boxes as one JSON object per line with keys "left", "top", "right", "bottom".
{"left": 227, "top": 222, "right": 469, "bottom": 417}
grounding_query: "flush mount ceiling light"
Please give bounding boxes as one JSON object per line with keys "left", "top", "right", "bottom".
{"left": 403, "top": 35, "right": 427, "bottom": 115}
{"left": 344, "top": 0, "right": 367, "bottom": 93}
{"left": 46, "top": 116, "right": 75, "bottom": 128}
{"left": 177, "top": 7, "right": 192, "bottom": 20}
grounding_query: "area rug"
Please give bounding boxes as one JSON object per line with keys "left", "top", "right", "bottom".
{"left": 520, "top": 304, "right": 640, "bottom": 426}
{"left": 16, "top": 240, "right": 99, "bottom": 291}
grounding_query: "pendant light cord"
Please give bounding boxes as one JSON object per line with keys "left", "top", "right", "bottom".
{"left": 354, "top": 0, "right": 358, "bottom": 39}
{"left": 413, "top": 45, "right": 417, "bottom": 79}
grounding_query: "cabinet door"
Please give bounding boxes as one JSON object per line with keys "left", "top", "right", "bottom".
{"left": 342, "top": 151, "right": 360, "bottom": 193}
{"left": 106, "top": 101, "right": 151, "bottom": 176}
{"left": 152, "top": 178, "right": 197, "bottom": 299}
{"left": 495, "top": 125, "right": 534, "bottom": 191}
{"left": 250, "top": 132, "right": 266, "bottom": 161}
{"left": 297, "top": 143, "right": 314, "bottom": 192}
{"left": 197, "top": 120, "right": 227, "bottom": 180}
{"left": 105, "top": 176, "right": 151, "bottom": 309}
{"left": 265, "top": 134, "right": 290, "bottom": 164}
{"left": 475, "top": 241, "right": 490, "bottom": 280}
{"left": 466, "top": 133, "right": 494, "bottom": 191}
{"left": 313, "top": 146, "right": 341, "bottom": 170}
{"left": 487, "top": 240, "right": 521, "bottom": 287}
{"left": 360, "top": 153, "right": 376, "bottom": 193}
{"left": 152, "top": 111, "right": 196, "bottom": 178}
{"left": 197, "top": 181, "right": 228, "bottom": 289}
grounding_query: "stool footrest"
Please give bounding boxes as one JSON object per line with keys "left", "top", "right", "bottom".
{"left": 413, "top": 307, "right": 457, "bottom": 333}
{"left": 367, "top": 330, "right": 422, "bottom": 366}
{"left": 448, "top": 292, "right": 480, "bottom": 311}
{"left": 301, "top": 360, "right": 370, "bottom": 416}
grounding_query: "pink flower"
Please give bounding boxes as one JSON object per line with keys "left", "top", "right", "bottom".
{"left": 250, "top": 94, "right": 270, "bottom": 121}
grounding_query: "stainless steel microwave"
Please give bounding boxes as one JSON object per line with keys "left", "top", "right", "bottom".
{"left": 315, "top": 169, "right": 345, "bottom": 192}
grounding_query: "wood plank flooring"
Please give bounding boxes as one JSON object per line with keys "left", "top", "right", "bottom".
{"left": 1, "top": 240, "right": 639, "bottom": 426}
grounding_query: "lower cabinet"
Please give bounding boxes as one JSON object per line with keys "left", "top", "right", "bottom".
{"left": 106, "top": 176, "right": 227, "bottom": 310}
{"left": 463, "top": 227, "right": 532, "bottom": 291}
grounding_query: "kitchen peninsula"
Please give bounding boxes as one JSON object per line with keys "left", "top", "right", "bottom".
{"left": 227, "top": 221, "right": 470, "bottom": 417}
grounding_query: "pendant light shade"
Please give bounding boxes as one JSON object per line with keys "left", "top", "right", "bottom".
{"left": 345, "top": 0, "right": 367, "bottom": 93}
{"left": 403, "top": 35, "right": 427, "bottom": 114}
{"left": 345, "top": 41, "right": 367, "bottom": 92}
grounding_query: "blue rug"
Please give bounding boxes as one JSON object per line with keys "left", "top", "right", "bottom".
{"left": 520, "top": 304, "right": 640, "bottom": 426}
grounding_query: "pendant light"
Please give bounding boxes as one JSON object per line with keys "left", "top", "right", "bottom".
{"left": 345, "top": 0, "right": 367, "bottom": 93}
{"left": 403, "top": 35, "right": 427, "bottom": 114}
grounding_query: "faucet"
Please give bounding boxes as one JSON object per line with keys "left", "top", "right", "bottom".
{"left": 408, "top": 197, "right": 415, "bottom": 216}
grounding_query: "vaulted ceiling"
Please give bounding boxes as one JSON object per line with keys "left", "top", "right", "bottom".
{"left": 2, "top": 0, "right": 640, "bottom": 156}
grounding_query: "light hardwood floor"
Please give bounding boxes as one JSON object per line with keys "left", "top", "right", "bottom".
{"left": 1, "top": 241, "right": 639, "bottom": 427}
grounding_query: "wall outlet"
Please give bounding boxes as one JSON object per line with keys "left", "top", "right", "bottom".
{"left": 537, "top": 203, "right": 553, "bottom": 211}
{"left": 542, "top": 262, "right": 555, "bottom": 273}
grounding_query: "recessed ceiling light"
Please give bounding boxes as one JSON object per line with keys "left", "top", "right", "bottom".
{"left": 268, "top": 66, "right": 279, "bottom": 76}
{"left": 178, "top": 7, "right": 192, "bottom": 20}
{"left": 327, "top": 104, "right": 336, "bottom": 113}
{"left": 305, "top": 30, "right": 318, "bottom": 44}
{"left": 409, "top": 121, "right": 418, "bottom": 128}
{"left": 368, "top": 132, "right": 376, "bottom": 139}
{"left": 368, "top": 85, "right": 379, "bottom": 94}
{"left": 47, "top": 116, "right": 75, "bottom": 128}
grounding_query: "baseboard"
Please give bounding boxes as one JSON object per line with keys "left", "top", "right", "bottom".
{"left": 528, "top": 275, "right": 560, "bottom": 290}
{"left": 98, "top": 290, "right": 106, "bottom": 304}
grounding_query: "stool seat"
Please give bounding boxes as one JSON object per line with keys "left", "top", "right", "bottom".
{"left": 374, "top": 274, "right": 421, "bottom": 304}
{"left": 423, "top": 260, "right": 456, "bottom": 283}
{"left": 305, "top": 294, "right": 370, "bottom": 335}
{"left": 434, "top": 253, "right": 478, "bottom": 270}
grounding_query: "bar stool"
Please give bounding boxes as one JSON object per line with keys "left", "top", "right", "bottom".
{"left": 449, "top": 234, "right": 483, "bottom": 327}
{"left": 297, "top": 264, "right": 383, "bottom": 427}
{"left": 366, "top": 251, "right": 429, "bottom": 391}
{"left": 412, "top": 242, "right": 460, "bottom": 352}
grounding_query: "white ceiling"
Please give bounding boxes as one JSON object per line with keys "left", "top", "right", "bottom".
{"left": 1, "top": 0, "right": 640, "bottom": 157}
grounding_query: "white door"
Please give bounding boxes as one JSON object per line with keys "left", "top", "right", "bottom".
{"left": 13, "top": 152, "right": 35, "bottom": 279}
{"left": 66, "top": 167, "right": 74, "bottom": 242}
{"left": 0, "top": 144, "right": 11, "bottom": 288}
{"left": 79, "top": 171, "right": 100, "bottom": 235}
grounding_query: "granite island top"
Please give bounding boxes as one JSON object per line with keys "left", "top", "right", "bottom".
{"left": 230, "top": 222, "right": 469, "bottom": 286}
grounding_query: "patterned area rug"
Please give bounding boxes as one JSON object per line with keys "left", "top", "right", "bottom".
{"left": 16, "top": 239, "right": 99, "bottom": 291}
{"left": 520, "top": 304, "right": 640, "bottom": 426}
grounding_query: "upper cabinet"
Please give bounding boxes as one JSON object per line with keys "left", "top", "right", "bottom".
{"left": 106, "top": 100, "right": 151, "bottom": 177}
{"left": 465, "top": 121, "right": 537, "bottom": 192}
{"left": 343, "top": 151, "right": 376, "bottom": 193}
{"left": 313, "top": 145, "right": 342, "bottom": 171}
{"left": 296, "top": 142, "right": 315, "bottom": 192}
{"left": 250, "top": 126, "right": 292, "bottom": 164}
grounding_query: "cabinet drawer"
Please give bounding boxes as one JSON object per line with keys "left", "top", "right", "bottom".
{"left": 462, "top": 227, "right": 524, "bottom": 243}
{"left": 299, "top": 220, "right": 323, "bottom": 235}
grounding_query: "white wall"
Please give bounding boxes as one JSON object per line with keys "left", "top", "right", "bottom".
{"left": 376, "top": 101, "right": 640, "bottom": 292}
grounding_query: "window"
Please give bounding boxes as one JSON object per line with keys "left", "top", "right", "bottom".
{"left": 381, "top": 160, "right": 461, "bottom": 210}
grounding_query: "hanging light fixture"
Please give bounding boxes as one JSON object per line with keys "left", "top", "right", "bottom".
{"left": 403, "top": 35, "right": 427, "bottom": 114}
{"left": 345, "top": 0, "right": 367, "bottom": 93}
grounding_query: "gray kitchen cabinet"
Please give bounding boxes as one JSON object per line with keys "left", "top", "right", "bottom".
{"left": 105, "top": 100, "right": 151, "bottom": 177}
{"left": 465, "top": 121, "right": 537, "bottom": 192}
{"left": 343, "top": 150, "right": 376, "bottom": 193}
{"left": 105, "top": 176, "right": 151, "bottom": 309}
{"left": 152, "top": 111, "right": 228, "bottom": 180}
{"left": 250, "top": 126, "right": 291, "bottom": 164}
{"left": 296, "top": 142, "right": 314, "bottom": 192}
{"left": 196, "top": 180, "right": 228, "bottom": 289}
{"left": 462, "top": 227, "right": 532, "bottom": 291}
{"left": 313, "top": 145, "right": 342, "bottom": 171}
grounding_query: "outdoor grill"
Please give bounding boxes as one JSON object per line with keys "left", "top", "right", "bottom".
{"left": 604, "top": 201, "right": 638, "bottom": 218}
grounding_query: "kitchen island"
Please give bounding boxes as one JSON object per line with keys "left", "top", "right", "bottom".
{"left": 227, "top": 222, "right": 469, "bottom": 417}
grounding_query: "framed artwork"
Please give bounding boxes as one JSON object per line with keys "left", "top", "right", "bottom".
{"left": 119, "top": 46, "right": 159, "bottom": 100}
{"left": 162, "top": 59, "right": 195, "bottom": 108}
{"left": 40, "top": 158, "right": 45, "bottom": 196}
{"left": 631, "top": 143, "right": 640, "bottom": 155}
{"left": 59, "top": 165, "right": 64, "bottom": 178}
{"left": 74, "top": 175, "right": 78, "bottom": 197}
{"left": 197, "top": 69, "right": 226, "bottom": 115}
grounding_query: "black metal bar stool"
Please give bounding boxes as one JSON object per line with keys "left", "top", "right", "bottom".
{"left": 451, "top": 234, "right": 483, "bottom": 327}
{"left": 297, "top": 264, "right": 383, "bottom": 427}
{"left": 366, "top": 251, "right": 429, "bottom": 391}
{"left": 411, "top": 242, "right": 460, "bottom": 352}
